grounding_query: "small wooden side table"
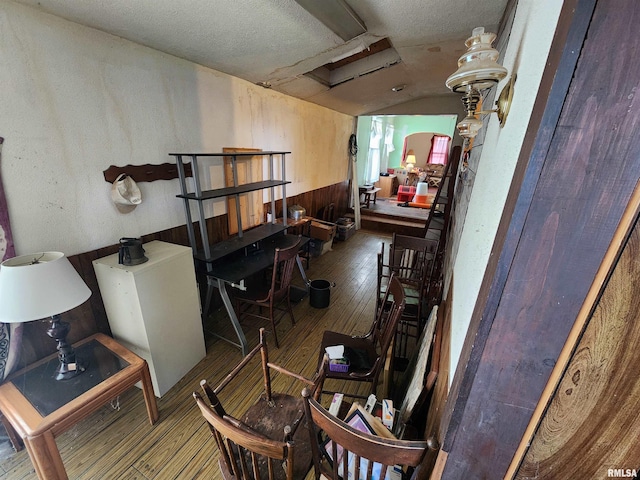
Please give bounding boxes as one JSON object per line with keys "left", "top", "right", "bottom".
{"left": 0, "top": 333, "right": 159, "bottom": 480}
{"left": 359, "top": 186, "right": 382, "bottom": 208}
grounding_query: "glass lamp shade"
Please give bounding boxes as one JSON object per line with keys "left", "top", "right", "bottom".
{"left": 457, "top": 115, "right": 484, "bottom": 139}
{"left": 446, "top": 27, "right": 508, "bottom": 93}
{"left": 0, "top": 252, "right": 91, "bottom": 323}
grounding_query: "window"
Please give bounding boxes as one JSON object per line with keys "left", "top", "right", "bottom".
{"left": 427, "top": 135, "right": 451, "bottom": 165}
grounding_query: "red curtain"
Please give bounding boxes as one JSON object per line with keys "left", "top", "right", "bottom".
{"left": 400, "top": 137, "right": 408, "bottom": 165}
{"left": 427, "top": 135, "right": 451, "bottom": 164}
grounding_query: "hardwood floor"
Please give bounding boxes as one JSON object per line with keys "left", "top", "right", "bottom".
{"left": 0, "top": 229, "right": 391, "bottom": 480}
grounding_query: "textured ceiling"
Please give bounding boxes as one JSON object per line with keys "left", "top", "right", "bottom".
{"left": 13, "top": 0, "right": 509, "bottom": 115}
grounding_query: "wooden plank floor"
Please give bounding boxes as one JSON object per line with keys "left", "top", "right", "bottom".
{"left": 0, "top": 230, "right": 391, "bottom": 480}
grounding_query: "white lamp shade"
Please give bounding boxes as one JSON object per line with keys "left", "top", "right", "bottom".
{"left": 405, "top": 149, "right": 417, "bottom": 165}
{"left": 0, "top": 252, "right": 91, "bottom": 323}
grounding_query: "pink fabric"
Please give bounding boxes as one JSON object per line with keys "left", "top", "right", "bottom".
{"left": 0, "top": 137, "right": 22, "bottom": 381}
{"left": 427, "top": 135, "right": 451, "bottom": 165}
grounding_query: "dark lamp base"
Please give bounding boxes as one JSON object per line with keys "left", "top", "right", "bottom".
{"left": 54, "top": 359, "right": 86, "bottom": 381}
{"left": 46, "top": 314, "right": 87, "bottom": 381}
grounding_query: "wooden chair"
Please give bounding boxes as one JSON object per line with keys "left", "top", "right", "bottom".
{"left": 301, "top": 388, "right": 435, "bottom": 480}
{"left": 234, "top": 237, "right": 302, "bottom": 348}
{"left": 315, "top": 274, "right": 405, "bottom": 400}
{"left": 377, "top": 234, "right": 438, "bottom": 368}
{"left": 194, "top": 328, "right": 324, "bottom": 480}
{"left": 317, "top": 203, "right": 335, "bottom": 223}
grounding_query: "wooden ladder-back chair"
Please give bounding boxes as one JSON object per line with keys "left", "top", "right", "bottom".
{"left": 194, "top": 328, "right": 325, "bottom": 480}
{"left": 234, "top": 236, "right": 302, "bottom": 348}
{"left": 377, "top": 234, "right": 438, "bottom": 368}
{"left": 301, "top": 388, "right": 437, "bottom": 480}
{"left": 316, "top": 274, "right": 405, "bottom": 400}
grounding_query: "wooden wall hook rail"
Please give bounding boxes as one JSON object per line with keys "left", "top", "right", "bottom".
{"left": 103, "top": 163, "right": 192, "bottom": 183}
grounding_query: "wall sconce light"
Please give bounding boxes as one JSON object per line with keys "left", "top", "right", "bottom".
{"left": 446, "top": 27, "right": 515, "bottom": 139}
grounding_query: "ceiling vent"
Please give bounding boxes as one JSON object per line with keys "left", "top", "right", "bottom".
{"left": 304, "top": 38, "right": 401, "bottom": 88}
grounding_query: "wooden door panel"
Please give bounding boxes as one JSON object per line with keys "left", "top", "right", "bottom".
{"left": 516, "top": 203, "right": 640, "bottom": 478}
{"left": 440, "top": 0, "right": 640, "bottom": 477}
{"left": 222, "top": 148, "right": 264, "bottom": 235}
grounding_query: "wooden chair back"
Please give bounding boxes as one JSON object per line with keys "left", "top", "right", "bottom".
{"left": 317, "top": 203, "right": 335, "bottom": 223}
{"left": 351, "top": 272, "right": 405, "bottom": 381}
{"left": 301, "top": 388, "right": 430, "bottom": 480}
{"left": 209, "top": 327, "right": 322, "bottom": 408}
{"left": 195, "top": 328, "right": 324, "bottom": 480}
{"left": 316, "top": 274, "right": 405, "bottom": 400}
{"left": 370, "top": 274, "right": 406, "bottom": 364}
{"left": 235, "top": 237, "right": 302, "bottom": 347}
{"left": 194, "top": 391, "right": 295, "bottom": 480}
{"left": 269, "top": 237, "right": 302, "bottom": 304}
{"left": 378, "top": 235, "right": 438, "bottom": 362}
{"left": 388, "top": 233, "right": 438, "bottom": 292}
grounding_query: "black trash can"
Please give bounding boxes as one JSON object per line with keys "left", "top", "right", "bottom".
{"left": 309, "top": 279, "right": 332, "bottom": 308}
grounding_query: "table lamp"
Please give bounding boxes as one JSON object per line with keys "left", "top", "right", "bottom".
{"left": 405, "top": 150, "right": 417, "bottom": 172}
{"left": 0, "top": 252, "right": 91, "bottom": 380}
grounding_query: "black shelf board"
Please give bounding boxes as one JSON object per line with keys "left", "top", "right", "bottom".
{"left": 169, "top": 151, "right": 291, "bottom": 157}
{"left": 177, "top": 179, "right": 291, "bottom": 201}
{"left": 194, "top": 223, "right": 288, "bottom": 263}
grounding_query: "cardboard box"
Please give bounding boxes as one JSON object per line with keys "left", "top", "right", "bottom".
{"left": 310, "top": 219, "right": 337, "bottom": 242}
{"left": 309, "top": 238, "right": 332, "bottom": 257}
{"left": 336, "top": 218, "right": 355, "bottom": 241}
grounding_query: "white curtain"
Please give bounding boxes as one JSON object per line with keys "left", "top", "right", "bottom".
{"left": 365, "top": 120, "right": 382, "bottom": 184}
{"left": 364, "top": 119, "right": 397, "bottom": 184}
{"left": 381, "top": 124, "right": 395, "bottom": 173}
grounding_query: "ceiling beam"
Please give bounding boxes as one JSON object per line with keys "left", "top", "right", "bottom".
{"left": 294, "top": 0, "right": 367, "bottom": 41}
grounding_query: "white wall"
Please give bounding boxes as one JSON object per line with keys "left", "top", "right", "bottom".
{"left": 448, "top": 0, "right": 564, "bottom": 379}
{"left": 0, "top": 2, "right": 353, "bottom": 256}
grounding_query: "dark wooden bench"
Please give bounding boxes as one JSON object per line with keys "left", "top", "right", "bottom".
{"left": 359, "top": 186, "right": 382, "bottom": 208}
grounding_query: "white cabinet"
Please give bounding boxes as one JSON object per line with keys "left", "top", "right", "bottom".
{"left": 93, "top": 241, "right": 206, "bottom": 397}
